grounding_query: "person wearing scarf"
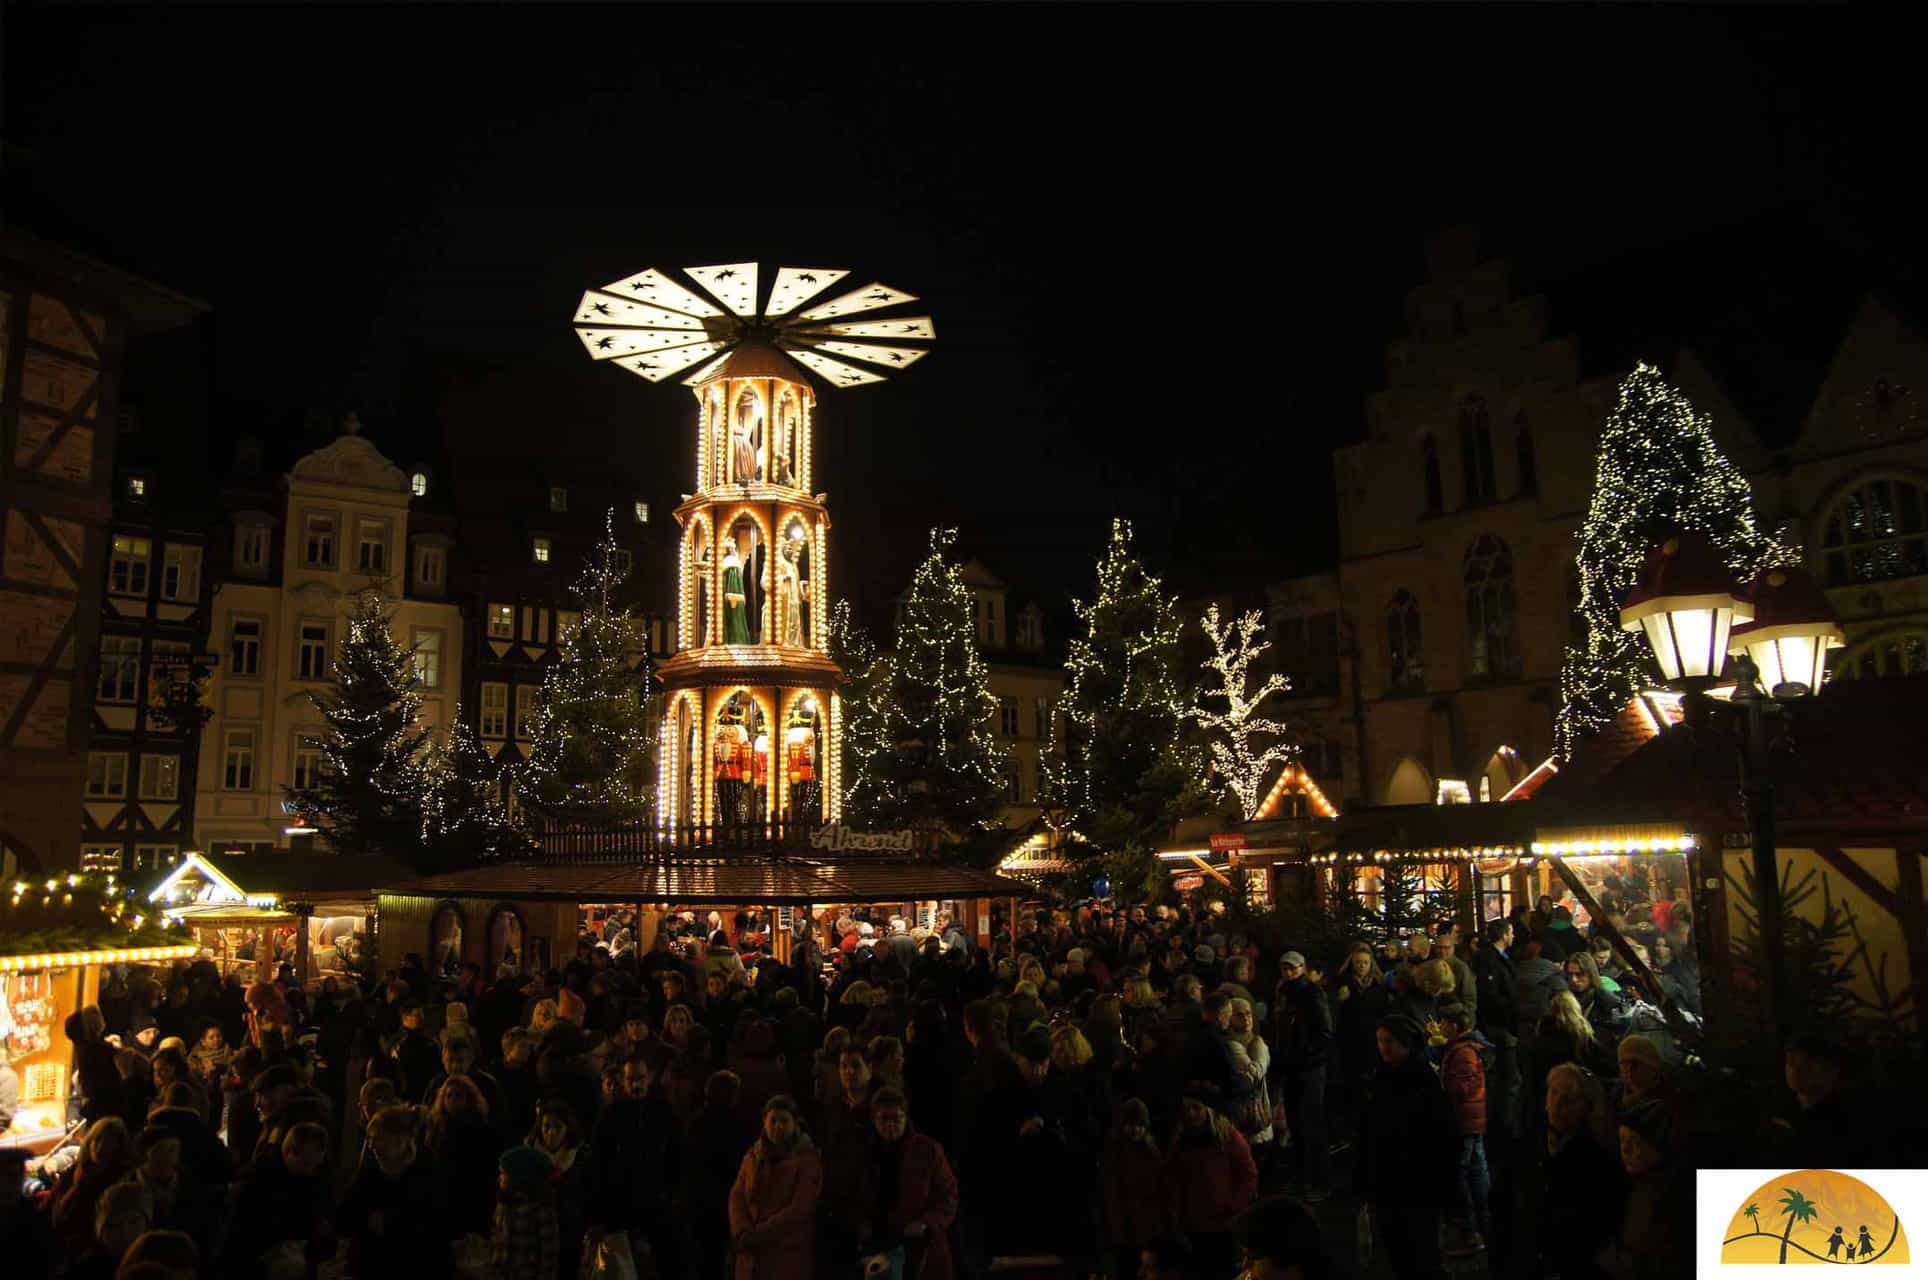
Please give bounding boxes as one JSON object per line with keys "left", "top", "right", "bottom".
{"left": 729, "top": 1095, "right": 823, "bottom": 1280}
{"left": 856, "top": 1086, "right": 959, "bottom": 1280}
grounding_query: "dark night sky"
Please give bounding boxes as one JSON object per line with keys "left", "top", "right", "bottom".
{"left": 6, "top": 5, "right": 1920, "bottom": 623}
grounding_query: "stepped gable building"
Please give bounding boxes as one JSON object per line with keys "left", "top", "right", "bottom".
{"left": 0, "top": 227, "right": 203, "bottom": 873}
{"left": 195, "top": 418, "right": 464, "bottom": 855}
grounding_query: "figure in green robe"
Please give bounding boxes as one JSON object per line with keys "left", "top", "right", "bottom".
{"left": 722, "top": 543, "right": 751, "bottom": 644}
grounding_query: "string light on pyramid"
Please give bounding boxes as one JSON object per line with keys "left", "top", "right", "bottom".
{"left": 572, "top": 262, "right": 936, "bottom": 388}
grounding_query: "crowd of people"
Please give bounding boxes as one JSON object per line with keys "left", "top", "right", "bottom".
{"left": 0, "top": 892, "right": 1909, "bottom": 1280}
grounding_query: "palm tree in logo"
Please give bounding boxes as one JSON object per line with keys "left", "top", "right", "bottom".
{"left": 1744, "top": 1203, "right": 1761, "bottom": 1233}
{"left": 1777, "top": 1188, "right": 1820, "bottom": 1264}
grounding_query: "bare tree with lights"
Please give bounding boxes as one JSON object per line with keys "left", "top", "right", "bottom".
{"left": 1556, "top": 363, "right": 1794, "bottom": 760}
{"left": 1189, "top": 603, "right": 1299, "bottom": 819}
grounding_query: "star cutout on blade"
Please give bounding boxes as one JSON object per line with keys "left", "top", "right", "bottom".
{"left": 866, "top": 291, "right": 890, "bottom": 301}
{"left": 799, "top": 272, "right": 817, "bottom": 283}
{"left": 717, "top": 269, "right": 737, "bottom": 280}
{"left": 592, "top": 302, "right": 610, "bottom": 315}
{"left": 889, "top": 353, "right": 904, "bottom": 362}
{"left": 597, "top": 336, "right": 615, "bottom": 350}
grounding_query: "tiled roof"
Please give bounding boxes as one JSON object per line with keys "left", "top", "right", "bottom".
{"left": 380, "top": 857, "right": 1029, "bottom": 905}
{"left": 1532, "top": 677, "right": 1928, "bottom": 834}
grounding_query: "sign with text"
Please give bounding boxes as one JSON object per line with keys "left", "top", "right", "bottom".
{"left": 1208, "top": 833, "right": 1246, "bottom": 853}
{"left": 809, "top": 824, "right": 918, "bottom": 853}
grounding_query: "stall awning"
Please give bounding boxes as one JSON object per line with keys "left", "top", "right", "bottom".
{"left": 382, "top": 858, "right": 1031, "bottom": 906}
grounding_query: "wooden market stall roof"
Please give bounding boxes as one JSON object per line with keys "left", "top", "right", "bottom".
{"left": 1530, "top": 676, "right": 1928, "bottom": 837}
{"left": 142, "top": 852, "right": 418, "bottom": 908}
{"left": 380, "top": 857, "right": 1032, "bottom": 907}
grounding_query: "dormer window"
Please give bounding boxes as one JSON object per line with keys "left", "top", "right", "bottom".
{"left": 634, "top": 501, "right": 650, "bottom": 525}
{"left": 127, "top": 476, "right": 147, "bottom": 500}
{"left": 549, "top": 487, "right": 568, "bottom": 513}
{"left": 533, "top": 536, "right": 552, "bottom": 564}
{"left": 411, "top": 471, "right": 429, "bottom": 497}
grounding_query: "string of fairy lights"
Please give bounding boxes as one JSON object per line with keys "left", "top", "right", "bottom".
{"left": 1189, "top": 602, "right": 1299, "bottom": 820}
{"left": 1555, "top": 363, "right": 1796, "bottom": 761}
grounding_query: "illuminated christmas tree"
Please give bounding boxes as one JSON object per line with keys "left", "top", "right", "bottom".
{"left": 1043, "top": 518, "right": 1211, "bottom": 897}
{"left": 864, "top": 528, "right": 1007, "bottom": 838}
{"left": 1190, "top": 603, "right": 1298, "bottom": 819}
{"left": 518, "top": 514, "right": 655, "bottom": 821}
{"left": 289, "top": 590, "right": 430, "bottom": 857}
{"left": 1556, "top": 363, "right": 1792, "bottom": 759}
{"left": 422, "top": 709, "right": 528, "bottom": 868}
{"left": 827, "top": 598, "right": 892, "bottom": 823}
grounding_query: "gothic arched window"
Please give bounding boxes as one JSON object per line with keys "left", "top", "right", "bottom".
{"left": 1463, "top": 534, "right": 1519, "bottom": 680}
{"left": 1422, "top": 436, "right": 1443, "bottom": 514}
{"left": 1514, "top": 410, "right": 1537, "bottom": 497}
{"left": 1385, "top": 589, "right": 1424, "bottom": 692}
{"left": 1459, "top": 395, "right": 1496, "bottom": 505}
{"left": 1821, "top": 475, "right": 1928, "bottom": 585}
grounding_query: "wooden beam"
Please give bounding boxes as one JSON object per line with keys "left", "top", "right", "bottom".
{"left": 1547, "top": 855, "right": 1702, "bottom": 1050}
{"left": 1189, "top": 854, "right": 1232, "bottom": 889}
{"left": 1806, "top": 844, "right": 1906, "bottom": 920}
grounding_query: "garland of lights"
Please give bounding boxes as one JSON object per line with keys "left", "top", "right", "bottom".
{"left": 1043, "top": 519, "right": 1208, "bottom": 891}
{"left": 828, "top": 598, "right": 894, "bottom": 822}
{"left": 1555, "top": 364, "right": 1795, "bottom": 760}
{"left": 1189, "top": 604, "right": 1299, "bottom": 819}
{"left": 517, "top": 512, "right": 656, "bottom": 820}
{"left": 421, "top": 705, "right": 527, "bottom": 866}
{"left": 288, "top": 591, "right": 431, "bottom": 856}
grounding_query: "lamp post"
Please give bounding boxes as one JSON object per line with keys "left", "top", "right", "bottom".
{"left": 1620, "top": 534, "right": 1843, "bottom": 1046}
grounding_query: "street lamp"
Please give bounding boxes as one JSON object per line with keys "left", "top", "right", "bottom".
{"left": 1620, "top": 531, "right": 1845, "bottom": 1048}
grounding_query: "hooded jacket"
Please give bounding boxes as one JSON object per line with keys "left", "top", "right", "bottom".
{"left": 1439, "top": 1030, "right": 1492, "bottom": 1136}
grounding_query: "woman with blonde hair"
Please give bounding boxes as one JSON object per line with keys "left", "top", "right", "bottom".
{"left": 427, "top": 1074, "right": 505, "bottom": 1237}
{"left": 1533, "top": 1062, "right": 1626, "bottom": 1278}
{"left": 814, "top": 1025, "right": 851, "bottom": 1117}
{"left": 829, "top": 981, "right": 872, "bottom": 1032}
{"left": 51, "top": 1116, "right": 138, "bottom": 1249}
{"left": 526, "top": 998, "right": 559, "bottom": 1037}
{"left": 1225, "top": 996, "right": 1275, "bottom": 1147}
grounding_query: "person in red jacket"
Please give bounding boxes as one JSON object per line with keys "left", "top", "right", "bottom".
{"left": 1101, "top": 1098, "right": 1167, "bottom": 1280}
{"left": 1164, "top": 1095, "right": 1258, "bottom": 1279}
{"left": 856, "top": 1087, "right": 959, "bottom": 1280}
{"left": 1437, "top": 1002, "right": 1492, "bottom": 1257}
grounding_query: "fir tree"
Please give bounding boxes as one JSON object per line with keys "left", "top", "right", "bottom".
{"left": 422, "top": 709, "right": 529, "bottom": 868}
{"left": 518, "top": 513, "right": 655, "bottom": 821}
{"left": 1189, "top": 603, "right": 1298, "bottom": 819}
{"left": 864, "top": 528, "right": 1007, "bottom": 839}
{"left": 289, "top": 591, "right": 430, "bottom": 858}
{"left": 827, "top": 598, "right": 893, "bottom": 825}
{"left": 1043, "top": 518, "right": 1211, "bottom": 898}
{"left": 1556, "top": 364, "right": 1793, "bottom": 760}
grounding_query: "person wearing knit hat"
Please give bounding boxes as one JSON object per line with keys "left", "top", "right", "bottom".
{"left": 1616, "top": 1034, "right": 1670, "bottom": 1104}
{"left": 498, "top": 1144, "right": 554, "bottom": 1195}
{"left": 495, "top": 1145, "right": 560, "bottom": 1279}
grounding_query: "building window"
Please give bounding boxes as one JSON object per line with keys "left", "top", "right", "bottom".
{"left": 1514, "top": 412, "right": 1537, "bottom": 497}
{"left": 236, "top": 524, "right": 269, "bottom": 574}
{"left": 292, "top": 734, "right": 326, "bottom": 791}
{"left": 1034, "top": 696, "right": 1051, "bottom": 739}
{"left": 556, "top": 610, "right": 581, "bottom": 641}
{"left": 149, "top": 641, "right": 191, "bottom": 715}
{"left": 549, "top": 486, "right": 568, "bottom": 512}
{"left": 634, "top": 501, "right": 650, "bottom": 524}
{"left": 521, "top": 607, "right": 549, "bottom": 645}
{"left": 612, "top": 549, "right": 632, "bottom": 580}
{"left": 1014, "top": 608, "right": 1043, "bottom": 651}
{"left": 230, "top": 617, "right": 263, "bottom": 677}
{"left": 109, "top": 535, "right": 151, "bottom": 596}
{"left": 417, "top": 545, "right": 445, "bottom": 590}
{"left": 223, "top": 729, "right": 256, "bottom": 790}
{"left": 356, "top": 519, "right": 387, "bottom": 573}
{"left": 411, "top": 471, "right": 429, "bottom": 497}
{"left": 1004, "top": 760, "right": 1023, "bottom": 804}
{"left": 1821, "top": 476, "right": 1928, "bottom": 586}
{"left": 297, "top": 621, "right": 330, "bottom": 680}
{"left": 97, "top": 635, "right": 141, "bottom": 703}
{"left": 488, "top": 603, "right": 515, "bottom": 639}
{"left": 999, "top": 697, "right": 1020, "bottom": 737}
{"left": 131, "top": 844, "right": 176, "bottom": 871}
{"left": 533, "top": 537, "right": 551, "bottom": 564}
{"left": 138, "top": 754, "right": 180, "bottom": 801}
{"left": 127, "top": 476, "right": 147, "bottom": 500}
{"left": 303, "top": 513, "right": 337, "bottom": 568}
{"left": 86, "top": 752, "right": 129, "bottom": 799}
{"left": 515, "top": 685, "right": 539, "bottom": 742}
{"left": 1459, "top": 394, "right": 1496, "bottom": 505}
{"left": 161, "top": 545, "right": 202, "bottom": 602}
{"left": 1464, "top": 534, "right": 1520, "bottom": 680}
{"left": 413, "top": 629, "right": 442, "bottom": 689}
{"left": 1385, "top": 589, "right": 1425, "bottom": 692}
{"left": 480, "top": 683, "right": 509, "bottom": 739}
{"left": 80, "top": 844, "right": 123, "bottom": 873}
{"left": 1421, "top": 435, "right": 1443, "bottom": 514}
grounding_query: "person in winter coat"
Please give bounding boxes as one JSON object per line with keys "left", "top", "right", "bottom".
{"left": 426, "top": 1074, "right": 507, "bottom": 1240}
{"left": 1354, "top": 1014, "right": 1455, "bottom": 1280}
{"left": 729, "top": 1095, "right": 824, "bottom": 1280}
{"left": 1331, "top": 944, "right": 1391, "bottom": 1137}
{"left": 1437, "top": 1003, "right": 1492, "bottom": 1255}
{"left": 491, "top": 1146, "right": 559, "bottom": 1280}
{"left": 590, "top": 1051, "right": 681, "bottom": 1270}
{"left": 225, "top": 1121, "right": 338, "bottom": 1280}
{"left": 1513, "top": 941, "right": 1568, "bottom": 1033}
{"left": 856, "top": 1087, "right": 959, "bottom": 1280}
{"left": 1163, "top": 1096, "right": 1259, "bottom": 1280}
{"left": 51, "top": 1116, "right": 137, "bottom": 1251}
{"left": 339, "top": 1104, "right": 454, "bottom": 1280}
{"left": 685, "top": 1071, "right": 758, "bottom": 1280}
{"left": 1100, "top": 1098, "right": 1167, "bottom": 1280}
{"left": 1607, "top": 1100, "right": 1691, "bottom": 1280}
{"left": 1224, "top": 998, "right": 1274, "bottom": 1148}
{"left": 1531, "top": 1064, "right": 1626, "bottom": 1280}
{"left": 1270, "top": 952, "right": 1331, "bottom": 1197}
{"left": 526, "top": 1099, "right": 593, "bottom": 1280}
